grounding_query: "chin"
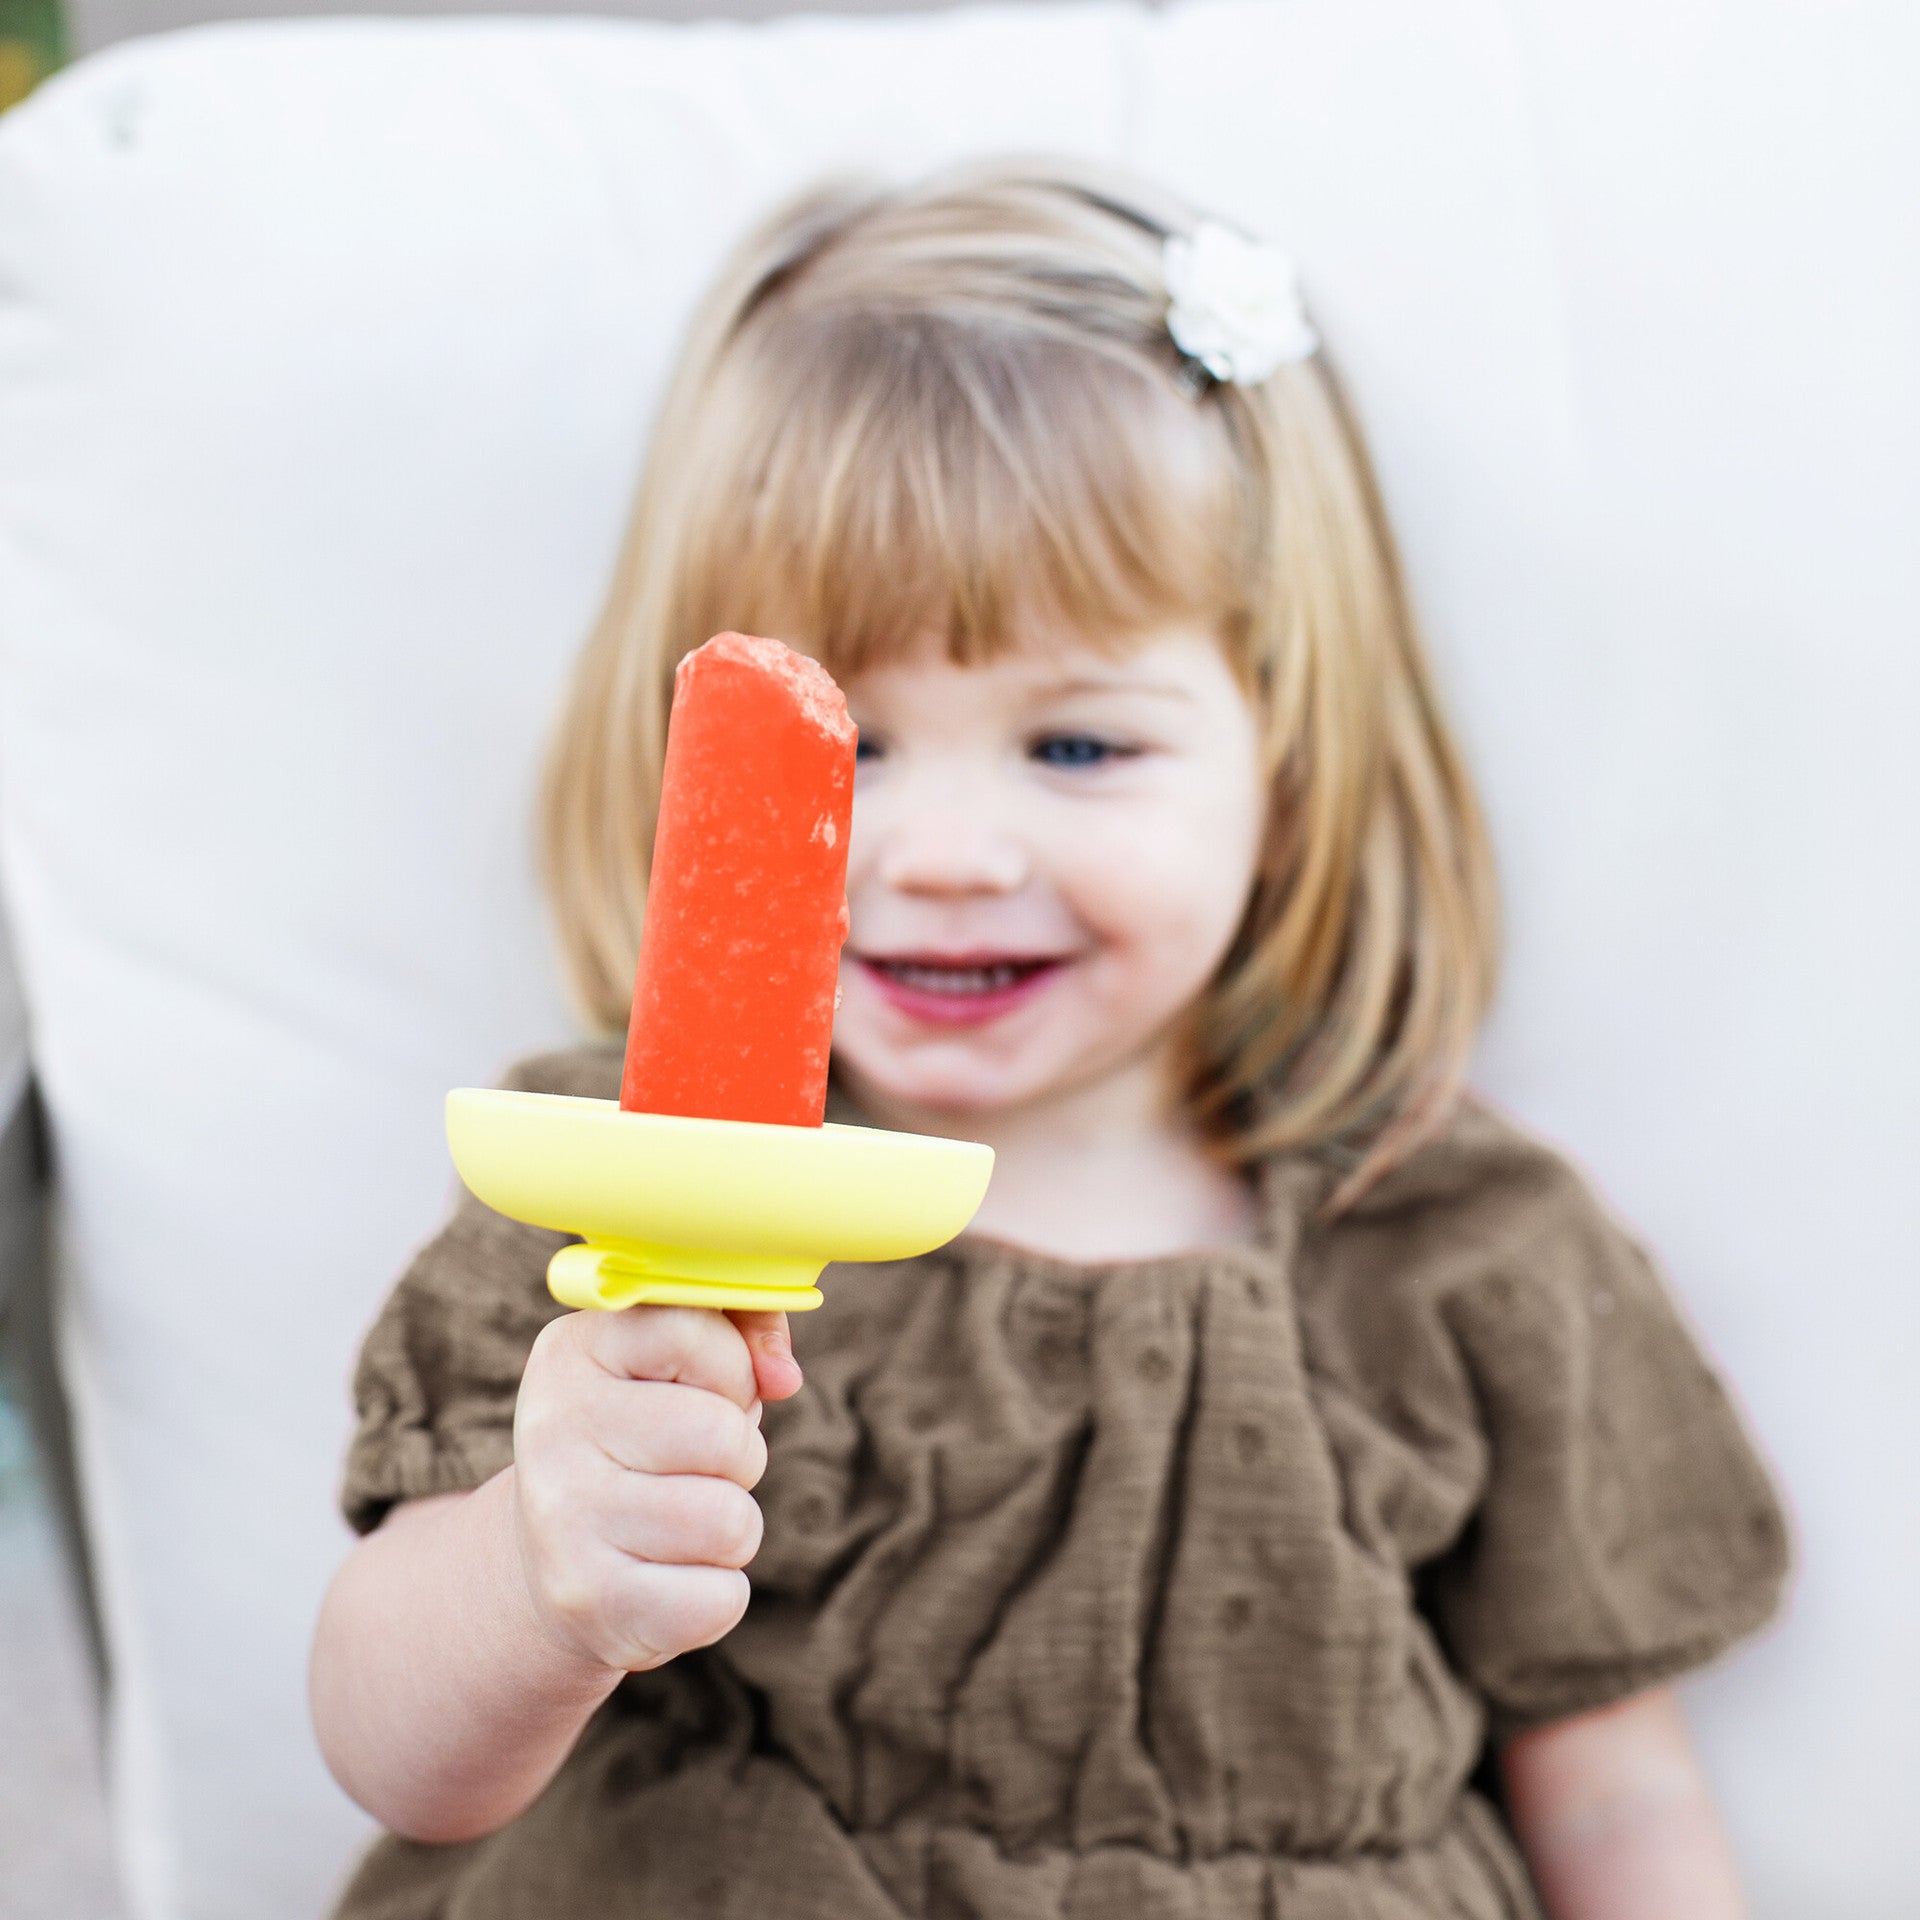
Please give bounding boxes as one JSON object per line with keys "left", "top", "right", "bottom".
{"left": 838, "top": 1047, "right": 1048, "bottom": 1121}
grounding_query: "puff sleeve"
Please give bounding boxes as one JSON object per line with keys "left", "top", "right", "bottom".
{"left": 1421, "top": 1176, "right": 1792, "bottom": 1740}
{"left": 338, "top": 1046, "right": 617, "bottom": 1534}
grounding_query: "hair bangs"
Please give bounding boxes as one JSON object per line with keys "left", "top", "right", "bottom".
{"left": 689, "top": 313, "right": 1245, "bottom": 680}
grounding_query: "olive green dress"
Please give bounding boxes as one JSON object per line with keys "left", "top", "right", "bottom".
{"left": 333, "top": 1044, "right": 1789, "bottom": 1920}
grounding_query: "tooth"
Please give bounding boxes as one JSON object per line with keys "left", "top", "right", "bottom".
{"left": 882, "top": 960, "right": 1048, "bottom": 995}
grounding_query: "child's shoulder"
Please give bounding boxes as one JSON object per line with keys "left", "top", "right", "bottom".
{"left": 1308, "top": 1092, "right": 1654, "bottom": 1310}
{"left": 497, "top": 1038, "right": 624, "bottom": 1100}
{"left": 1331, "top": 1090, "right": 1627, "bottom": 1241}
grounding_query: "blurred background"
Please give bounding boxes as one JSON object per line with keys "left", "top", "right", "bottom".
{"left": 21, "top": 0, "right": 917, "bottom": 66}
{"left": 8, "top": 0, "right": 961, "bottom": 88}
{"left": 1, "top": 2, "right": 1915, "bottom": 1918}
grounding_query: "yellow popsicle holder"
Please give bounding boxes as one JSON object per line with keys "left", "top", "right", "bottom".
{"left": 446, "top": 1089, "right": 994, "bottom": 1312}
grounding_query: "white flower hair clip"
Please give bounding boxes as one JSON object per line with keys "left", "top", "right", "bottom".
{"left": 1163, "top": 220, "right": 1318, "bottom": 386}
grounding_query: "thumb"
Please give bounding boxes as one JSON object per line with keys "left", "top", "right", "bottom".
{"left": 727, "top": 1310, "right": 804, "bottom": 1403}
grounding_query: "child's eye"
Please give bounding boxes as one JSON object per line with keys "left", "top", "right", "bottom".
{"left": 854, "top": 729, "right": 883, "bottom": 762}
{"left": 1030, "top": 732, "right": 1132, "bottom": 769}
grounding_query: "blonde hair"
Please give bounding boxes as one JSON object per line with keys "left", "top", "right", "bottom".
{"left": 542, "top": 160, "right": 1498, "bottom": 1206}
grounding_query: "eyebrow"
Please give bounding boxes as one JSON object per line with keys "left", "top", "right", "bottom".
{"left": 1029, "top": 675, "right": 1197, "bottom": 704}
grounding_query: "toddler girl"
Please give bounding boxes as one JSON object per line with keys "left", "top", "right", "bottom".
{"left": 311, "top": 163, "right": 1789, "bottom": 1920}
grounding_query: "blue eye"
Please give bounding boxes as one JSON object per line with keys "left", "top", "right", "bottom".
{"left": 1032, "top": 733, "right": 1125, "bottom": 769}
{"left": 854, "top": 730, "right": 883, "bottom": 761}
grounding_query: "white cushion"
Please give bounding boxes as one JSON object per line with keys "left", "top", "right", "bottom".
{"left": 0, "top": 4, "right": 1913, "bottom": 1915}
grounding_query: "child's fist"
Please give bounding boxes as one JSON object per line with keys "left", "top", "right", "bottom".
{"left": 509, "top": 1304, "right": 795, "bottom": 1674}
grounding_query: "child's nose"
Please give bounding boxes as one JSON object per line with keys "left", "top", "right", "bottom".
{"left": 874, "top": 810, "right": 1029, "bottom": 898}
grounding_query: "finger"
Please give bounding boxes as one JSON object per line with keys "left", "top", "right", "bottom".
{"left": 605, "top": 1560, "right": 752, "bottom": 1666}
{"left": 580, "top": 1377, "right": 767, "bottom": 1486}
{"left": 539, "top": 1547, "right": 749, "bottom": 1671}
{"left": 596, "top": 1473, "right": 764, "bottom": 1570}
{"left": 572, "top": 1304, "right": 759, "bottom": 1408}
{"left": 728, "top": 1310, "right": 804, "bottom": 1403}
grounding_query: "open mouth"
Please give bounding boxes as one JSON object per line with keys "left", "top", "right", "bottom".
{"left": 855, "top": 953, "right": 1067, "bottom": 1025}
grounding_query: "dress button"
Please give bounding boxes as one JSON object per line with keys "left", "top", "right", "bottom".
{"left": 789, "top": 1492, "right": 833, "bottom": 1534}
{"left": 1135, "top": 1347, "right": 1174, "bottom": 1384}
{"left": 1031, "top": 1335, "right": 1075, "bottom": 1378}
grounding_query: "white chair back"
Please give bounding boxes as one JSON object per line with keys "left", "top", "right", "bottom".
{"left": 1, "top": 6, "right": 1913, "bottom": 1913}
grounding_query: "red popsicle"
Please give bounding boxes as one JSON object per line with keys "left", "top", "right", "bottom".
{"left": 620, "top": 632, "right": 856, "bottom": 1127}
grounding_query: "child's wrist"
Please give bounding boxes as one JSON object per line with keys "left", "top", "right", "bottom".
{"left": 472, "top": 1468, "right": 630, "bottom": 1702}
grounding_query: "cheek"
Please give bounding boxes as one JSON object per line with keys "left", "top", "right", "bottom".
{"left": 842, "top": 789, "right": 888, "bottom": 909}
{"left": 1057, "top": 790, "right": 1262, "bottom": 977}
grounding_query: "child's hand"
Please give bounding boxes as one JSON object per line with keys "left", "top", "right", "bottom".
{"left": 510, "top": 1305, "right": 801, "bottom": 1674}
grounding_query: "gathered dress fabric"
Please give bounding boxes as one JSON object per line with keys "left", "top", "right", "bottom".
{"left": 333, "top": 1045, "right": 1789, "bottom": 1920}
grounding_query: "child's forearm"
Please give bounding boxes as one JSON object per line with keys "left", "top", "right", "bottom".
{"left": 1502, "top": 1688, "right": 1746, "bottom": 1920}
{"left": 313, "top": 1305, "right": 794, "bottom": 1842}
{"left": 310, "top": 1471, "right": 622, "bottom": 1842}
